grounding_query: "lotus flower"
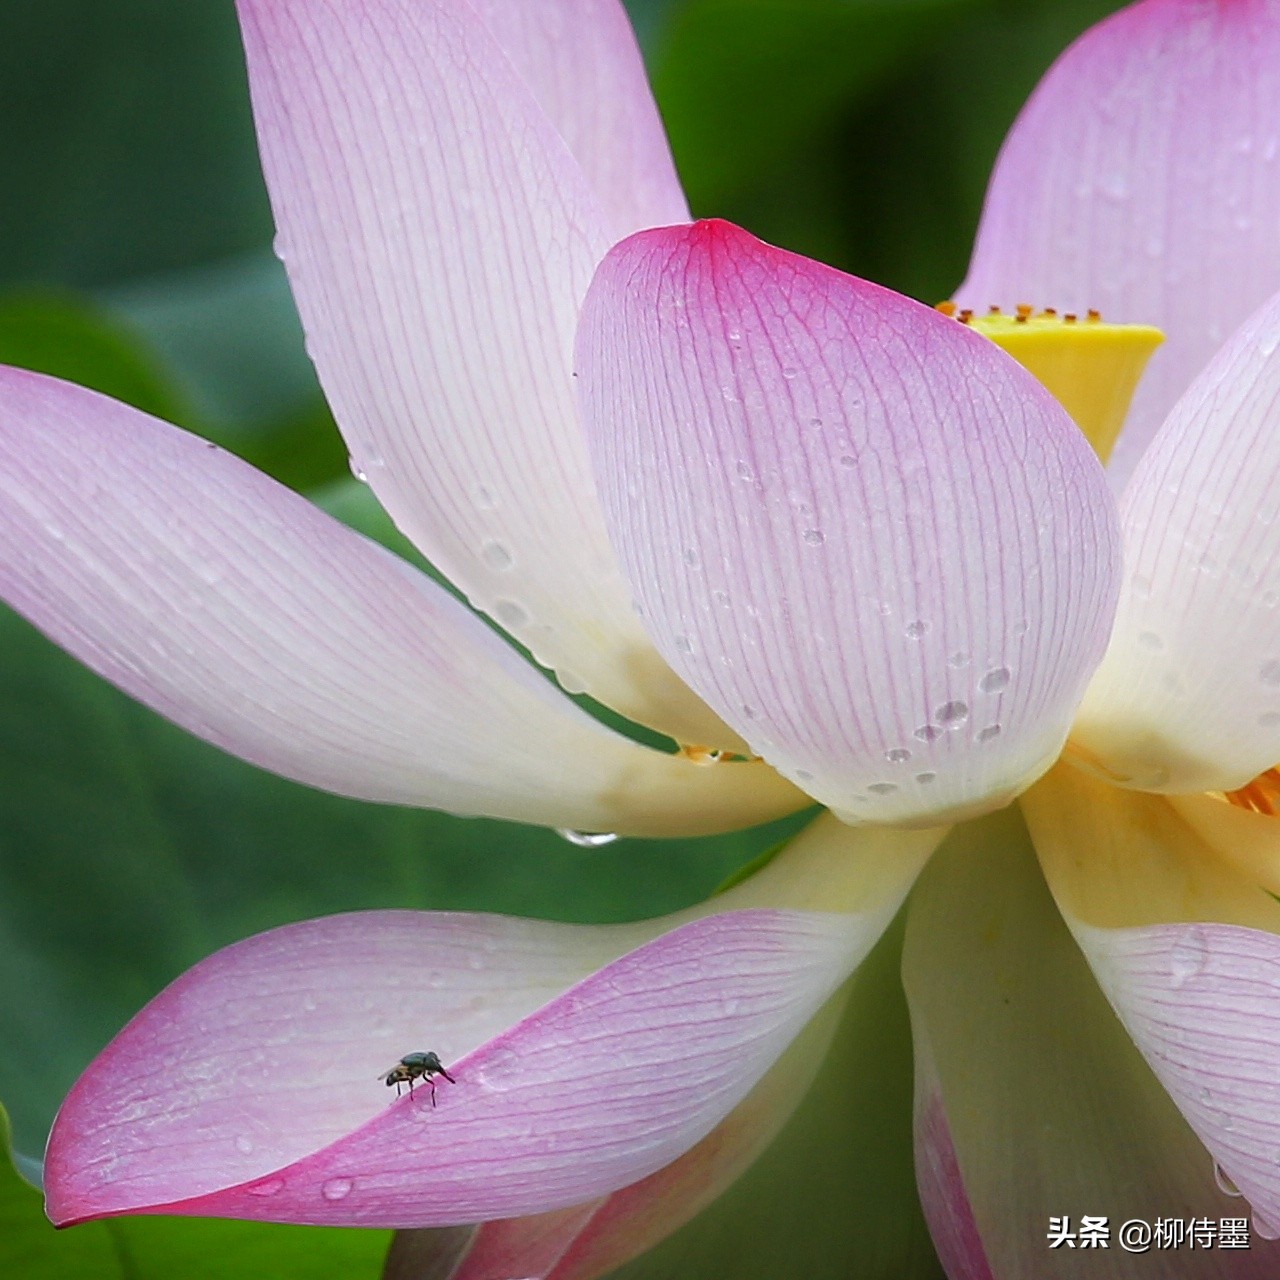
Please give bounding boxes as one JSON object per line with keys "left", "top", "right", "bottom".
{"left": 9, "top": 0, "right": 1280, "bottom": 1275}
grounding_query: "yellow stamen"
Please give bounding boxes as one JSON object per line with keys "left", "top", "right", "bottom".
{"left": 1223, "top": 766, "right": 1280, "bottom": 816}
{"left": 935, "top": 303, "right": 1164, "bottom": 465}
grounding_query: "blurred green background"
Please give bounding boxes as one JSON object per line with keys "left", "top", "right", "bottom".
{"left": 0, "top": 1, "right": 1128, "bottom": 1276}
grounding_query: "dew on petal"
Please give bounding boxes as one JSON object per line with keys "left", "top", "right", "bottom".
{"left": 480, "top": 540, "right": 514, "bottom": 571}
{"left": 947, "top": 653, "right": 971, "bottom": 670}
{"left": 248, "top": 1178, "right": 284, "bottom": 1198}
{"left": 977, "top": 725, "right": 1002, "bottom": 743}
{"left": 735, "top": 460, "right": 752, "bottom": 482}
{"left": 935, "top": 701, "right": 970, "bottom": 728}
{"left": 914, "top": 724, "right": 941, "bottom": 743}
{"left": 554, "top": 829, "right": 619, "bottom": 848}
{"left": 472, "top": 484, "right": 497, "bottom": 510}
{"left": 476, "top": 1048, "right": 520, "bottom": 1091}
{"left": 867, "top": 782, "right": 898, "bottom": 796}
{"left": 1260, "top": 661, "right": 1280, "bottom": 686}
{"left": 915, "top": 772, "right": 937, "bottom": 785}
{"left": 802, "top": 529, "right": 826, "bottom": 547}
{"left": 1169, "top": 928, "right": 1209, "bottom": 988}
{"left": 494, "top": 600, "right": 529, "bottom": 629}
{"left": 322, "top": 1178, "right": 353, "bottom": 1202}
{"left": 838, "top": 454, "right": 856, "bottom": 468}
{"left": 234, "top": 1135, "right": 254, "bottom": 1156}
{"left": 673, "top": 634, "right": 694, "bottom": 655}
{"left": 980, "top": 667, "right": 1011, "bottom": 693}
{"left": 1137, "top": 630, "right": 1165, "bottom": 652}
{"left": 682, "top": 548, "right": 701, "bottom": 569}
{"left": 1214, "top": 1162, "right": 1243, "bottom": 1198}
{"left": 885, "top": 748, "right": 912, "bottom": 764}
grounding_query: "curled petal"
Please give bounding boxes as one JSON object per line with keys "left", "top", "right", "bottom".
{"left": 0, "top": 368, "right": 801, "bottom": 835}
{"left": 45, "top": 812, "right": 932, "bottom": 1231}
{"left": 1073, "top": 292, "right": 1280, "bottom": 794}
{"left": 957, "top": 0, "right": 1280, "bottom": 488}
{"left": 404, "top": 992, "right": 846, "bottom": 1280}
{"left": 237, "top": 0, "right": 731, "bottom": 746}
{"left": 577, "top": 219, "right": 1120, "bottom": 824}
{"left": 465, "top": 0, "right": 689, "bottom": 239}
{"left": 1026, "top": 768, "right": 1280, "bottom": 1244}
{"left": 904, "top": 807, "right": 1280, "bottom": 1277}
{"left": 46, "top": 910, "right": 864, "bottom": 1228}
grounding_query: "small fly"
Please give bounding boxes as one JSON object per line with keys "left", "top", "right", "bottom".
{"left": 381, "top": 1051, "right": 456, "bottom": 1107}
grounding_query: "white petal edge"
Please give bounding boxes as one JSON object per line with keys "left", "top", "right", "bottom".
{"left": 1073, "top": 290, "right": 1280, "bottom": 793}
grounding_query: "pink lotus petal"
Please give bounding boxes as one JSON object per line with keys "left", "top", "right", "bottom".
{"left": 1073, "top": 291, "right": 1280, "bottom": 793}
{"left": 46, "top": 910, "right": 865, "bottom": 1228}
{"left": 903, "top": 808, "right": 1280, "bottom": 1278}
{"left": 911, "top": 1045, "right": 993, "bottom": 1280}
{"left": 957, "top": 0, "right": 1280, "bottom": 489}
{"left": 236, "top": 0, "right": 732, "bottom": 747}
{"left": 576, "top": 219, "right": 1120, "bottom": 825}
{"left": 1076, "top": 921, "right": 1280, "bottom": 1245}
{"left": 0, "top": 367, "right": 802, "bottom": 835}
{"left": 466, "top": 0, "right": 688, "bottom": 240}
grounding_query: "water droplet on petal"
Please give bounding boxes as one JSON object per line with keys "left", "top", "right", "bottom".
{"left": 494, "top": 600, "right": 528, "bottom": 629}
{"left": 235, "top": 1135, "right": 254, "bottom": 1155}
{"left": 1138, "top": 630, "right": 1165, "bottom": 652}
{"left": 1260, "top": 660, "right": 1280, "bottom": 686}
{"left": 1254, "top": 1210, "right": 1280, "bottom": 1240}
{"left": 673, "top": 634, "right": 694, "bottom": 655}
{"left": 348, "top": 458, "right": 368, "bottom": 483}
{"left": 322, "top": 1177, "right": 353, "bottom": 1202}
{"left": 915, "top": 772, "right": 937, "bottom": 785}
{"left": 555, "top": 829, "right": 619, "bottom": 848}
{"left": 481, "top": 541, "right": 514, "bottom": 571}
{"left": 867, "top": 782, "right": 898, "bottom": 796}
{"left": 885, "top": 748, "right": 912, "bottom": 764}
{"left": 980, "top": 667, "right": 1011, "bottom": 693}
{"left": 1214, "top": 1162, "right": 1243, "bottom": 1197}
{"left": 802, "top": 529, "right": 826, "bottom": 547}
{"left": 905, "top": 620, "right": 927, "bottom": 640}
{"left": 914, "top": 724, "right": 941, "bottom": 743}
{"left": 1170, "top": 928, "right": 1209, "bottom": 988}
{"left": 977, "top": 725, "right": 1001, "bottom": 743}
{"left": 249, "top": 1178, "right": 284, "bottom": 1198}
{"left": 936, "top": 701, "right": 970, "bottom": 727}
{"left": 476, "top": 1047, "right": 520, "bottom": 1092}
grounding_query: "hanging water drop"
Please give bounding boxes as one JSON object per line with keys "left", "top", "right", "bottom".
{"left": 555, "top": 829, "right": 620, "bottom": 848}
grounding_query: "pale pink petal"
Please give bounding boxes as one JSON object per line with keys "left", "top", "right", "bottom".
{"left": 1073, "top": 291, "right": 1280, "bottom": 793}
{"left": 395, "top": 991, "right": 845, "bottom": 1280}
{"left": 904, "top": 808, "right": 1280, "bottom": 1278}
{"left": 46, "top": 910, "right": 864, "bottom": 1228}
{"left": 0, "top": 368, "right": 802, "bottom": 835}
{"left": 1076, "top": 922, "right": 1280, "bottom": 1244}
{"left": 1026, "top": 768, "right": 1280, "bottom": 1249}
{"left": 577, "top": 219, "right": 1120, "bottom": 825}
{"left": 236, "top": 0, "right": 731, "bottom": 747}
{"left": 912, "top": 1045, "right": 993, "bottom": 1280}
{"left": 465, "top": 0, "right": 688, "bottom": 239}
{"left": 957, "top": 0, "right": 1280, "bottom": 488}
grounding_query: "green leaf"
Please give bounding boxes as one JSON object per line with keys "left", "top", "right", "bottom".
{"left": 0, "top": 0, "right": 271, "bottom": 287}
{"left": 0, "top": 291, "right": 195, "bottom": 429}
{"left": 606, "top": 913, "right": 944, "bottom": 1279}
{"left": 1, "top": 1103, "right": 389, "bottom": 1279}
{"left": 653, "top": 0, "right": 973, "bottom": 211}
